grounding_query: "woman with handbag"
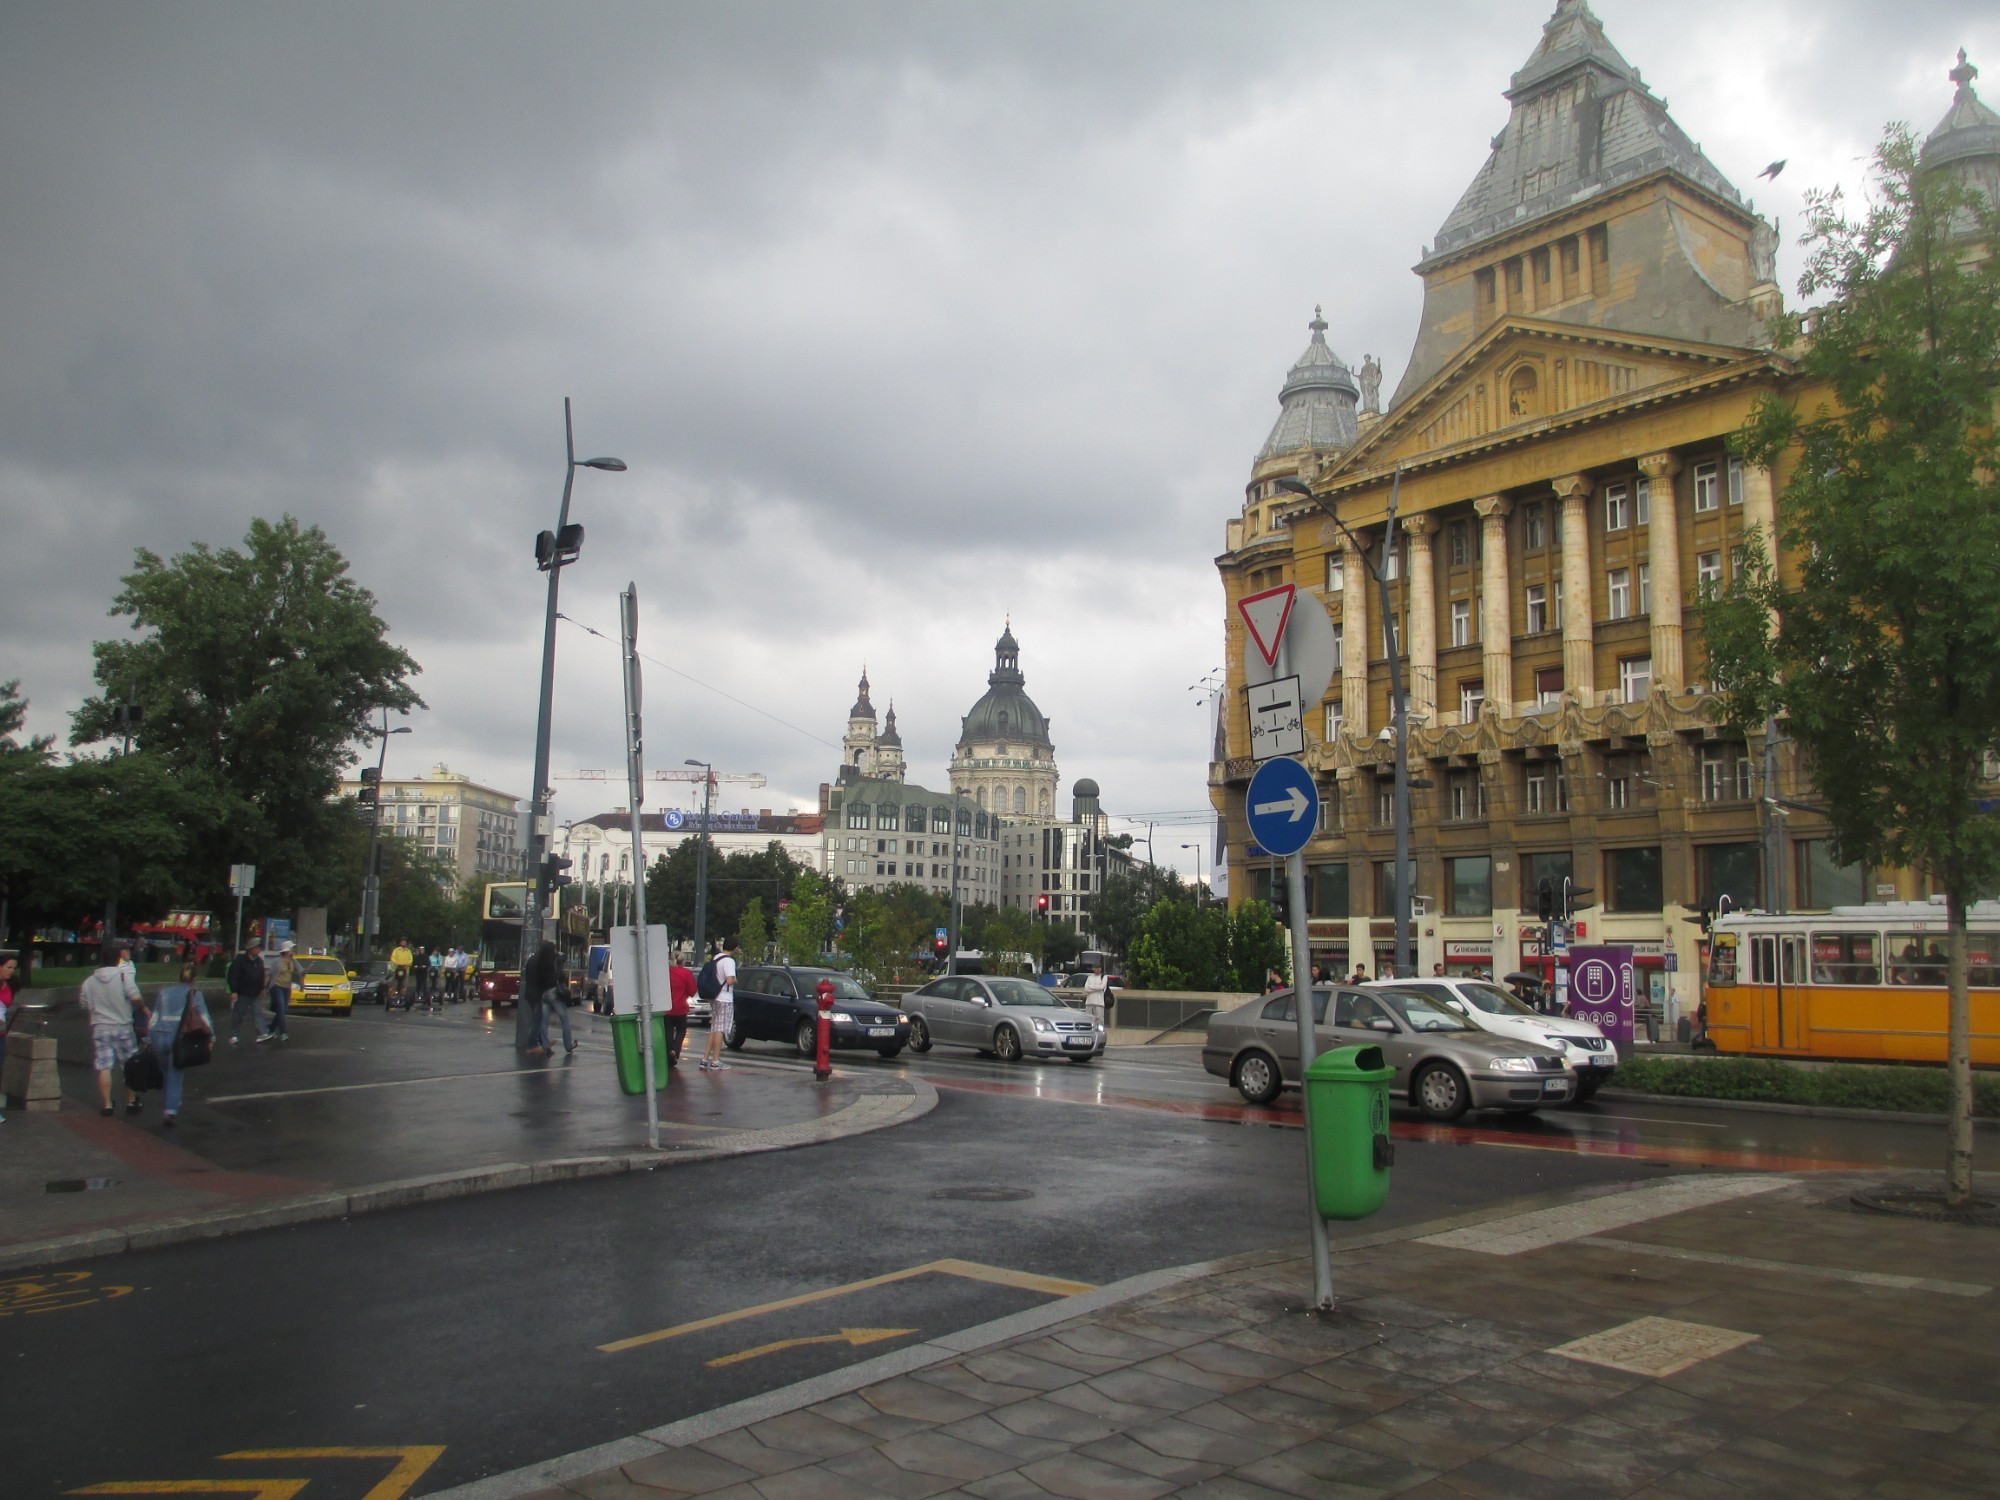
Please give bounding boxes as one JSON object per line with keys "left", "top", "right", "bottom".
{"left": 149, "top": 962, "right": 214, "bottom": 1128}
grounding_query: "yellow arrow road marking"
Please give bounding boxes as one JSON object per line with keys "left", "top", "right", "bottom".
{"left": 709, "top": 1326, "right": 917, "bottom": 1368}
{"left": 1, "top": 1270, "right": 135, "bottom": 1316}
{"left": 600, "top": 1259, "right": 1096, "bottom": 1353}
{"left": 71, "top": 1485, "right": 306, "bottom": 1499}
{"left": 222, "top": 1448, "right": 446, "bottom": 1500}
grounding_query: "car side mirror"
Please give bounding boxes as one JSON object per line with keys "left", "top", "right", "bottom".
{"left": 969, "top": 995, "right": 989, "bottom": 1007}
{"left": 1369, "top": 1017, "right": 1397, "bottom": 1033}
{"left": 1443, "top": 997, "right": 1467, "bottom": 1013}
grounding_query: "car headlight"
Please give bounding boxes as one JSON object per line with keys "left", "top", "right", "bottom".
{"left": 1490, "top": 1056, "right": 1539, "bottom": 1073}
{"left": 896, "top": 1014, "right": 910, "bottom": 1024}
{"left": 1032, "top": 1017, "right": 1055, "bottom": 1033}
{"left": 830, "top": 1011, "right": 854, "bottom": 1023}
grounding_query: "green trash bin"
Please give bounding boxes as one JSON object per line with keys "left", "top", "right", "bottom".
{"left": 610, "top": 1013, "right": 671, "bottom": 1095}
{"left": 1303, "top": 1043, "right": 1396, "bottom": 1220}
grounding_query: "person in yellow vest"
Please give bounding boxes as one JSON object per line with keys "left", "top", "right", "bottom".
{"left": 389, "top": 939, "right": 414, "bottom": 1005}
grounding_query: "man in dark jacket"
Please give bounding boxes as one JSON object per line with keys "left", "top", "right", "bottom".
{"left": 523, "top": 940, "right": 565, "bottom": 1056}
{"left": 225, "top": 943, "right": 266, "bottom": 1046}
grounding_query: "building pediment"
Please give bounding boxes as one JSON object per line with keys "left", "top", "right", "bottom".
{"left": 1328, "top": 320, "right": 1769, "bottom": 478}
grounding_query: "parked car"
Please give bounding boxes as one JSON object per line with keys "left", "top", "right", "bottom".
{"left": 1369, "top": 977, "right": 1617, "bottom": 1100}
{"left": 349, "top": 959, "right": 393, "bottom": 1006}
{"left": 290, "top": 954, "right": 355, "bottom": 1015}
{"left": 1202, "top": 984, "right": 1573, "bottom": 1120}
{"left": 904, "top": 975, "right": 1104, "bottom": 1063}
{"left": 724, "top": 966, "right": 909, "bottom": 1058}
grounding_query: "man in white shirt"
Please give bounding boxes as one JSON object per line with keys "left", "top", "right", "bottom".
{"left": 80, "top": 955, "right": 147, "bottom": 1116}
{"left": 700, "top": 937, "right": 739, "bottom": 1072}
{"left": 1082, "top": 966, "right": 1110, "bottom": 1033}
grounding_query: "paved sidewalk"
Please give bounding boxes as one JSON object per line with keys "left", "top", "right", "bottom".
{"left": 463, "top": 1171, "right": 1999, "bottom": 1500}
{"left": 0, "top": 1002, "right": 934, "bottom": 1271}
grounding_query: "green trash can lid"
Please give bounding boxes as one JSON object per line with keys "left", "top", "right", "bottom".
{"left": 1305, "top": 1043, "right": 1396, "bottom": 1082}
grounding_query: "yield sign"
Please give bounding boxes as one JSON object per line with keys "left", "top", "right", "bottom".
{"left": 1238, "top": 584, "right": 1296, "bottom": 667}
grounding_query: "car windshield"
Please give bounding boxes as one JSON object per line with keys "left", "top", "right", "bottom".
{"left": 297, "top": 958, "right": 346, "bottom": 977}
{"left": 989, "top": 978, "right": 1063, "bottom": 1007}
{"left": 1456, "top": 982, "right": 1540, "bottom": 1017}
{"left": 800, "top": 973, "right": 872, "bottom": 1001}
{"left": 1378, "top": 988, "right": 1475, "bottom": 1032}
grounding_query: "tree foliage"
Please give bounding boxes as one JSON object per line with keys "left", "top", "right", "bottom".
{"left": 71, "top": 517, "right": 422, "bottom": 915}
{"left": 1093, "top": 865, "right": 1190, "bottom": 959}
{"left": 1701, "top": 127, "right": 2000, "bottom": 1200}
{"left": 643, "top": 839, "right": 805, "bottom": 953}
{"left": 776, "top": 870, "right": 837, "bottom": 965}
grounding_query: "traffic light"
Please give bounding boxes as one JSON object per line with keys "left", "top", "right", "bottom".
{"left": 534, "top": 523, "right": 586, "bottom": 571}
{"left": 543, "top": 853, "right": 573, "bottom": 891}
{"left": 1561, "top": 879, "right": 1595, "bottom": 921}
{"left": 356, "top": 767, "right": 380, "bottom": 807}
{"left": 1269, "top": 884, "right": 1288, "bottom": 926}
{"left": 1036, "top": 894, "right": 1049, "bottom": 915}
{"left": 933, "top": 935, "right": 948, "bottom": 958}
{"left": 1537, "top": 877, "right": 1554, "bottom": 922}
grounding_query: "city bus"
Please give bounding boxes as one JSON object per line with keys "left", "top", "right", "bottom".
{"left": 1704, "top": 900, "right": 2000, "bottom": 1065}
{"left": 477, "top": 881, "right": 527, "bottom": 1007}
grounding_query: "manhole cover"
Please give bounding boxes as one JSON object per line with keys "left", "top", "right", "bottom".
{"left": 929, "top": 1187, "right": 1034, "bottom": 1202}
{"left": 46, "top": 1178, "right": 117, "bottom": 1194}
{"left": 1851, "top": 1187, "right": 2000, "bottom": 1227}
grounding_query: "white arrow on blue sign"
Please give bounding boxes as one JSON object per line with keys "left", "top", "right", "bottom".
{"left": 1244, "top": 756, "right": 1319, "bottom": 859}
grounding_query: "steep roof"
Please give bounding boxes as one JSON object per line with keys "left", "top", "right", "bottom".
{"left": 959, "top": 625, "right": 1053, "bottom": 751}
{"left": 1256, "top": 307, "right": 1360, "bottom": 462}
{"left": 847, "top": 669, "right": 875, "bottom": 721}
{"left": 1424, "top": 0, "right": 1745, "bottom": 269}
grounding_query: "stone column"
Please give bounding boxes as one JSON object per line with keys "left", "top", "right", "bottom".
{"left": 1341, "top": 543, "right": 1370, "bottom": 737}
{"left": 1403, "top": 514, "right": 1438, "bottom": 723}
{"left": 1640, "top": 452, "right": 1684, "bottom": 692}
{"left": 1473, "top": 495, "right": 1513, "bottom": 717}
{"left": 1553, "top": 473, "right": 1595, "bottom": 702}
{"left": 1740, "top": 460, "right": 1779, "bottom": 566}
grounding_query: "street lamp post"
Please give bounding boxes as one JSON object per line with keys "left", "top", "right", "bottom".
{"left": 1274, "top": 469, "right": 1412, "bottom": 977}
{"left": 1180, "top": 843, "right": 1205, "bottom": 904}
{"left": 360, "top": 712, "right": 413, "bottom": 960}
{"left": 519, "top": 398, "right": 624, "bottom": 1050}
{"left": 685, "top": 760, "right": 716, "bottom": 962}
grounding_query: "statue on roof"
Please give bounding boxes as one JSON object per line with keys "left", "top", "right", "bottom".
{"left": 1359, "top": 354, "right": 1383, "bottom": 415}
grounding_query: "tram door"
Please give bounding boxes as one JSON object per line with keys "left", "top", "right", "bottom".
{"left": 1750, "top": 934, "right": 1810, "bottom": 1051}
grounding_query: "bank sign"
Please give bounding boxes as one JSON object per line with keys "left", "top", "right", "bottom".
{"left": 1564, "top": 945, "right": 1635, "bottom": 1045}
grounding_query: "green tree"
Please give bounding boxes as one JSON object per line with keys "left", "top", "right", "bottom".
{"left": 738, "top": 896, "right": 770, "bottom": 964}
{"left": 1092, "top": 866, "right": 1189, "bottom": 959}
{"left": 71, "top": 517, "right": 422, "bottom": 916}
{"left": 1128, "top": 897, "right": 1231, "bottom": 990}
{"left": 1702, "top": 128, "right": 2000, "bottom": 1204}
{"left": 777, "top": 870, "right": 837, "bottom": 964}
{"left": 846, "top": 883, "right": 944, "bottom": 983}
{"left": 1226, "top": 899, "right": 1289, "bottom": 992}
{"left": 320, "top": 815, "right": 470, "bottom": 949}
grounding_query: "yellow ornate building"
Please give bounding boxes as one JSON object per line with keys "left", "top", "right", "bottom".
{"left": 1210, "top": 3, "right": 1995, "bottom": 1011}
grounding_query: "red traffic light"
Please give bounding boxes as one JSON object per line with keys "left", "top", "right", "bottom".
{"left": 1036, "top": 895, "right": 1049, "bottom": 913}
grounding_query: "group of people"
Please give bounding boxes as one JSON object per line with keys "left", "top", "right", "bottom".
{"left": 518, "top": 934, "right": 740, "bottom": 1073}
{"left": 225, "top": 939, "right": 303, "bottom": 1043}
{"left": 79, "top": 946, "right": 215, "bottom": 1126}
{"left": 386, "top": 941, "right": 474, "bottom": 1011}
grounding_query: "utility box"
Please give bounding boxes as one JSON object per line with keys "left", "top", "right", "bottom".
{"left": 1303, "top": 1043, "right": 1395, "bottom": 1221}
{"left": 610, "top": 1013, "right": 670, "bottom": 1095}
{"left": 2, "top": 1033, "right": 63, "bottom": 1111}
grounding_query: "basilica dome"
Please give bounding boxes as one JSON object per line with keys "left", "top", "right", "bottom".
{"left": 958, "top": 624, "right": 1053, "bottom": 749}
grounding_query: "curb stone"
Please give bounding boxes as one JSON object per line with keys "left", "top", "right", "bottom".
{"left": 1596, "top": 1086, "right": 1996, "bottom": 1127}
{"left": 0, "top": 1077, "right": 938, "bottom": 1274}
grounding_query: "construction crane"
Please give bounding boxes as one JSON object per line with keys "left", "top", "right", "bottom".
{"left": 556, "top": 769, "right": 767, "bottom": 789}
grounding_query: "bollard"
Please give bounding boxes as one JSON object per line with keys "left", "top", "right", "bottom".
{"left": 814, "top": 978, "right": 834, "bottom": 1082}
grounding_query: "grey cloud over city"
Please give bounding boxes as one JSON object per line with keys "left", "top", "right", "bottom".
{"left": 4, "top": 0, "right": 1992, "bottom": 876}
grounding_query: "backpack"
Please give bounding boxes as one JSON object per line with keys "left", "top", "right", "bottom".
{"left": 696, "top": 959, "right": 721, "bottom": 1001}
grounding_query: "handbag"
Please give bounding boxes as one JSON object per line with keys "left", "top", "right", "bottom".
{"left": 124, "top": 1045, "right": 163, "bottom": 1093}
{"left": 172, "top": 994, "right": 213, "bottom": 1070}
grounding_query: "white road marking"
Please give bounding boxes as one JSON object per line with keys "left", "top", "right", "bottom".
{"left": 1579, "top": 1236, "right": 1991, "bottom": 1296}
{"left": 1417, "top": 1175, "right": 1791, "bottom": 1255}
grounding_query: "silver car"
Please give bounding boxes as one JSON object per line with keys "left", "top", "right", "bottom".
{"left": 1371, "top": 977, "right": 1617, "bottom": 1100}
{"left": 1203, "top": 985, "right": 1574, "bottom": 1121}
{"left": 904, "top": 975, "right": 1105, "bottom": 1063}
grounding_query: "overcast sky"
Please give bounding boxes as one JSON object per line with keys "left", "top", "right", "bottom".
{"left": 4, "top": 0, "right": 1993, "bottom": 884}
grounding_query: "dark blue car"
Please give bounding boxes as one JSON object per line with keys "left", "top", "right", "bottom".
{"left": 724, "top": 965, "right": 911, "bottom": 1059}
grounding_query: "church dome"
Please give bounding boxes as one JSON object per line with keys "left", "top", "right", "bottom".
{"left": 878, "top": 704, "right": 903, "bottom": 747}
{"left": 1256, "top": 308, "right": 1360, "bottom": 461}
{"left": 848, "top": 669, "right": 876, "bottom": 720}
{"left": 1923, "top": 50, "right": 2000, "bottom": 232}
{"left": 959, "top": 624, "right": 1052, "bottom": 749}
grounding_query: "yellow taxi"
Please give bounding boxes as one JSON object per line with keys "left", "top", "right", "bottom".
{"left": 291, "top": 954, "right": 356, "bottom": 1015}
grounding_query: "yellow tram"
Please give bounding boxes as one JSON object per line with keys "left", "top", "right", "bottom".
{"left": 1704, "top": 901, "right": 2000, "bottom": 1065}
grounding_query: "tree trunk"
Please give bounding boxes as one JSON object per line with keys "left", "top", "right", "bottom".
{"left": 1945, "top": 886, "right": 1974, "bottom": 1205}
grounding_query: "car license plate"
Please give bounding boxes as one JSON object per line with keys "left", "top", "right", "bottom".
{"left": 1544, "top": 1078, "right": 1571, "bottom": 1095}
{"left": 1064, "top": 1037, "right": 1094, "bottom": 1049}
{"left": 868, "top": 1027, "right": 895, "bottom": 1038}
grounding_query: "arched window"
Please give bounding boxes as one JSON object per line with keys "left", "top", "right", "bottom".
{"left": 1507, "top": 365, "right": 1539, "bottom": 419}
{"left": 1013, "top": 787, "right": 1027, "bottom": 814}
{"left": 976, "top": 787, "right": 987, "bottom": 810}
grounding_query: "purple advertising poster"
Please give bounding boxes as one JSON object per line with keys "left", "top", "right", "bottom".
{"left": 1564, "top": 945, "right": 1635, "bottom": 1046}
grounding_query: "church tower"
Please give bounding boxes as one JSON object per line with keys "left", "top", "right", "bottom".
{"left": 840, "top": 669, "right": 877, "bottom": 784}
{"left": 874, "top": 703, "right": 907, "bottom": 783}
{"left": 950, "top": 624, "right": 1060, "bottom": 820}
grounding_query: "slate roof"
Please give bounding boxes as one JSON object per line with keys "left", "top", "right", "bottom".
{"left": 1256, "top": 308, "right": 1360, "bottom": 462}
{"left": 960, "top": 626, "right": 1052, "bottom": 750}
{"left": 848, "top": 669, "right": 875, "bottom": 720}
{"left": 1924, "top": 51, "right": 2000, "bottom": 170}
{"left": 1424, "top": 0, "right": 1744, "bottom": 267}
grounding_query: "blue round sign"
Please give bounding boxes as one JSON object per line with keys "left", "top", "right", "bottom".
{"left": 1245, "top": 756, "right": 1319, "bottom": 858}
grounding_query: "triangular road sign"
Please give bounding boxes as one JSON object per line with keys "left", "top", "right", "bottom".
{"left": 1238, "top": 584, "right": 1296, "bottom": 667}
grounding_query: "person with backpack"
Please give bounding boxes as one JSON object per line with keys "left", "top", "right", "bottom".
{"left": 148, "top": 962, "right": 213, "bottom": 1128}
{"left": 697, "top": 937, "right": 737, "bottom": 1072}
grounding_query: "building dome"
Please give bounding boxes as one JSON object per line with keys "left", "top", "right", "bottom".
{"left": 848, "top": 669, "right": 876, "bottom": 720}
{"left": 959, "top": 625, "right": 1052, "bottom": 749}
{"left": 1256, "top": 308, "right": 1360, "bottom": 462}
{"left": 878, "top": 704, "right": 902, "bottom": 747}
{"left": 1072, "top": 777, "right": 1100, "bottom": 798}
{"left": 1923, "top": 50, "right": 2000, "bottom": 231}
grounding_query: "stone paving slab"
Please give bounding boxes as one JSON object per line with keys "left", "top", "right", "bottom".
{"left": 438, "top": 1172, "right": 1999, "bottom": 1500}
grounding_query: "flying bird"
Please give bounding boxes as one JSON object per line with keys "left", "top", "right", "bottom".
{"left": 1757, "top": 159, "right": 1787, "bottom": 180}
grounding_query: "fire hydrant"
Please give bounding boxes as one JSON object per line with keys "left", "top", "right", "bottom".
{"left": 814, "top": 978, "right": 835, "bottom": 1082}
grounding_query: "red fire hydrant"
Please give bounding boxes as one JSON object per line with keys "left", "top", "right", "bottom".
{"left": 814, "top": 978, "right": 835, "bottom": 1081}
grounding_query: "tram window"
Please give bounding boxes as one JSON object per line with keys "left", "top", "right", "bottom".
{"left": 1750, "top": 936, "right": 1775, "bottom": 984}
{"left": 1886, "top": 934, "right": 1948, "bottom": 986}
{"left": 1972, "top": 942, "right": 2000, "bottom": 989}
{"left": 1708, "top": 935, "right": 1737, "bottom": 985}
{"left": 1811, "top": 932, "right": 1880, "bottom": 985}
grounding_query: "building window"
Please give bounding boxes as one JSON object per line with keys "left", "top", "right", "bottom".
{"left": 1325, "top": 701, "right": 1343, "bottom": 740}
{"left": 1326, "top": 554, "right": 1343, "bottom": 591}
{"left": 1607, "top": 845, "right": 1664, "bottom": 912}
{"left": 1524, "top": 504, "right": 1545, "bottom": 549}
{"left": 1727, "top": 457, "right": 1745, "bottom": 506}
{"left": 1534, "top": 667, "right": 1563, "bottom": 708}
{"left": 1331, "top": 621, "right": 1343, "bottom": 661}
{"left": 1635, "top": 477, "right": 1651, "bottom": 526}
{"left": 1604, "top": 484, "right": 1629, "bottom": 531}
{"left": 846, "top": 805, "right": 871, "bottom": 830}
{"left": 1447, "top": 856, "right": 1493, "bottom": 916}
{"left": 1636, "top": 563, "right": 1650, "bottom": 614}
{"left": 1520, "top": 850, "right": 1574, "bottom": 911}
{"left": 1552, "top": 579, "right": 1564, "bottom": 630}
{"left": 1382, "top": 534, "right": 1401, "bottom": 581}
{"left": 1375, "top": 784, "right": 1394, "bottom": 826}
{"left": 1697, "top": 842, "right": 1760, "bottom": 911}
{"left": 1619, "top": 655, "right": 1652, "bottom": 702}
{"left": 1448, "top": 770, "right": 1486, "bottom": 821}
{"left": 932, "top": 807, "right": 950, "bottom": 833}
{"left": 1700, "top": 743, "right": 1751, "bottom": 802}
{"left": 1693, "top": 460, "right": 1720, "bottom": 512}
{"left": 1311, "top": 863, "right": 1350, "bottom": 918}
{"left": 1382, "top": 615, "right": 1401, "bottom": 657}
{"left": 1459, "top": 680, "right": 1485, "bottom": 723}
{"left": 1449, "top": 520, "right": 1471, "bottom": 567}
{"left": 1524, "top": 583, "right": 1547, "bottom": 634}
{"left": 1696, "top": 551, "right": 1722, "bottom": 588}
{"left": 1795, "top": 839, "right": 1867, "bottom": 909}
{"left": 1374, "top": 859, "right": 1417, "bottom": 916}
{"left": 1607, "top": 567, "right": 1631, "bottom": 619}
{"left": 1450, "top": 598, "right": 1472, "bottom": 647}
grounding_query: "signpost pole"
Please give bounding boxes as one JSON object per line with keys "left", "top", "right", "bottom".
{"left": 619, "top": 584, "right": 660, "bottom": 1152}
{"left": 1287, "top": 849, "right": 1334, "bottom": 1310}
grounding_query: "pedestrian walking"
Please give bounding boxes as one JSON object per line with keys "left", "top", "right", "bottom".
{"left": 523, "top": 939, "right": 567, "bottom": 1056}
{"left": 225, "top": 942, "right": 266, "bottom": 1045}
{"left": 148, "top": 963, "right": 213, "bottom": 1128}
{"left": 1081, "top": 965, "right": 1109, "bottom": 1033}
{"left": 80, "top": 952, "right": 148, "bottom": 1116}
{"left": 699, "top": 938, "right": 738, "bottom": 1072}
{"left": 1350, "top": 965, "right": 1371, "bottom": 984}
{"left": 667, "top": 961, "right": 694, "bottom": 1065}
{"left": 261, "top": 941, "right": 298, "bottom": 1043}
{"left": 0, "top": 950, "right": 16, "bottom": 1124}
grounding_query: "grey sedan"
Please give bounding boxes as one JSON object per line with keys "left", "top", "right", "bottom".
{"left": 1203, "top": 985, "right": 1573, "bottom": 1121}
{"left": 904, "top": 975, "right": 1105, "bottom": 1063}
